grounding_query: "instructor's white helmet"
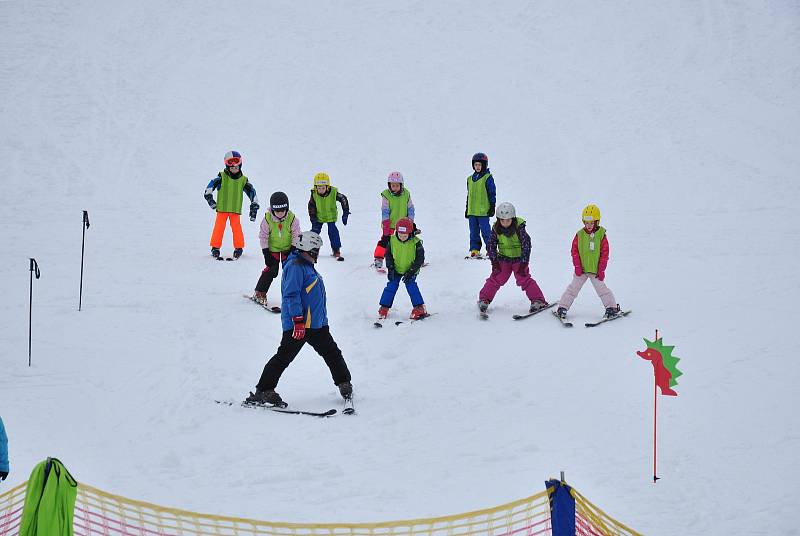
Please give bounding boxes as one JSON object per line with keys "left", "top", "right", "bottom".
{"left": 496, "top": 202, "right": 516, "bottom": 219}
{"left": 293, "top": 231, "right": 323, "bottom": 252}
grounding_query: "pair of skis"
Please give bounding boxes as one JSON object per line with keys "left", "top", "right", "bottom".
{"left": 374, "top": 312, "right": 434, "bottom": 328}
{"left": 215, "top": 397, "right": 355, "bottom": 418}
{"left": 552, "top": 309, "right": 632, "bottom": 328}
{"left": 479, "top": 303, "right": 555, "bottom": 321}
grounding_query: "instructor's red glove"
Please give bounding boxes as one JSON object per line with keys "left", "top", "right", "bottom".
{"left": 292, "top": 316, "right": 306, "bottom": 340}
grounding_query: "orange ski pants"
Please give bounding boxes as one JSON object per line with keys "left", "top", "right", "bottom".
{"left": 210, "top": 212, "right": 245, "bottom": 249}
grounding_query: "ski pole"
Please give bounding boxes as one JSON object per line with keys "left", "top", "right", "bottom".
{"left": 79, "top": 210, "right": 90, "bottom": 311}
{"left": 29, "top": 258, "right": 41, "bottom": 367}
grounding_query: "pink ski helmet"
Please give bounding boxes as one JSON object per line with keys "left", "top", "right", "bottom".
{"left": 387, "top": 171, "right": 404, "bottom": 184}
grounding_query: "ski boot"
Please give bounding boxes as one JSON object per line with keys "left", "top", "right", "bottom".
{"left": 337, "top": 381, "right": 353, "bottom": 400}
{"left": 529, "top": 300, "right": 549, "bottom": 313}
{"left": 253, "top": 291, "right": 267, "bottom": 305}
{"left": 244, "top": 389, "right": 285, "bottom": 407}
{"left": 233, "top": 248, "right": 243, "bottom": 259}
{"left": 211, "top": 247, "right": 221, "bottom": 259}
{"left": 477, "top": 300, "right": 489, "bottom": 313}
{"left": 604, "top": 304, "right": 621, "bottom": 319}
{"left": 555, "top": 307, "right": 568, "bottom": 319}
{"left": 378, "top": 306, "right": 390, "bottom": 319}
{"left": 410, "top": 304, "right": 428, "bottom": 320}
{"left": 469, "top": 249, "right": 481, "bottom": 258}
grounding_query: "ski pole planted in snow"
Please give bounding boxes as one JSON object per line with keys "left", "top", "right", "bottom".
{"left": 28, "top": 258, "right": 41, "bottom": 367}
{"left": 79, "top": 210, "right": 90, "bottom": 311}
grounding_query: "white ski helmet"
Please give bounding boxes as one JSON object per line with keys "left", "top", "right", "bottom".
{"left": 292, "top": 231, "right": 323, "bottom": 252}
{"left": 496, "top": 202, "right": 516, "bottom": 219}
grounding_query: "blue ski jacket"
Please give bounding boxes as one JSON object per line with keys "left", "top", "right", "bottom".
{"left": 280, "top": 250, "right": 329, "bottom": 331}
{"left": 0, "top": 416, "right": 8, "bottom": 474}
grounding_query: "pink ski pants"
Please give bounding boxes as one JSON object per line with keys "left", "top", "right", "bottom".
{"left": 479, "top": 261, "right": 546, "bottom": 303}
{"left": 557, "top": 274, "right": 616, "bottom": 310}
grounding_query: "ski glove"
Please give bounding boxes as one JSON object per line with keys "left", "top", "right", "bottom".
{"left": 206, "top": 195, "right": 217, "bottom": 210}
{"left": 291, "top": 316, "right": 306, "bottom": 340}
{"left": 387, "top": 269, "right": 396, "bottom": 281}
{"left": 0, "top": 471, "right": 7, "bottom": 481}
{"left": 263, "top": 248, "right": 276, "bottom": 266}
{"left": 342, "top": 211, "right": 350, "bottom": 226}
{"left": 488, "top": 203, "right": 495, "bottom": 217}
{"left": 597, "top": 271, "right": 605, "bottom": 281}
{"left": 249, "top": 203, "right": 259, "bottom": 222}
{"left": 402, "top": 272, "right": 416, "bottom": 283}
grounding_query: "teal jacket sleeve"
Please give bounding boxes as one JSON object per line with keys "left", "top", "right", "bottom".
{"left": 0, "top": 417, "right": 9, "bottom": 473}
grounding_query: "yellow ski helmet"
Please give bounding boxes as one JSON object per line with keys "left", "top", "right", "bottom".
{"left": 313, "top": 172, "right": 330, "bottom": 186}
{"left": 582, "top": 204, "right": 601, "bottom": 222}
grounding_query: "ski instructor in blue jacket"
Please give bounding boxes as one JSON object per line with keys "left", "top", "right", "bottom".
{"left": 245, "top": 231, "right": 353, "bottom": 407}
{"left": 0, "top": 416, "right": 9, "bottom": 482}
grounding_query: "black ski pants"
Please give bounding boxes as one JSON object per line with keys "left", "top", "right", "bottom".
{"left": 255, "top": 252, "right": 280, "bottom": 293}
{"left": 256, "top": 326, "right": 351, "bottom": 391}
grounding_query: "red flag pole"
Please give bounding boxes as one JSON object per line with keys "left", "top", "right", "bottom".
{"left": 653, "top": 329, "right": 660, "bottom": 483}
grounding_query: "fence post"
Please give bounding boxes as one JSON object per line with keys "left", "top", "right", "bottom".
{"left": 545, "top": 475, "right": 576, "bottom": 536}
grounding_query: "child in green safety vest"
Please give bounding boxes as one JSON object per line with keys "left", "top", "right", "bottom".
{"left": 378, "top": 218, "right": 428, "bottom": 320}
{"left": 308, "top": 172, "right": 350, "bottom": 260}
{"left": 465, "top": 152, "right": 497, "bottom": 258}
{"left": 554, "top": 204, "right": 622, "bottom": 320}
{"left": 253, "top": 191, "right": 301, "bottom": 307}
{"left": 204, "top": 150, "right": 259, "bottom": 260}
{"left": 477, "top": 202, "right": 548, "bottom": 314}
{"left": 373, "top": 171, "right": 415, "bottom": 271}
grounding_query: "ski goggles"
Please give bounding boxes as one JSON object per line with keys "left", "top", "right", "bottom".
{"left": 225, "top": 157, "right": 242, "bottom": 166}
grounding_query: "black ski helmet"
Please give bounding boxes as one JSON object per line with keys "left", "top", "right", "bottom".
{"left": 472, "top": 152, "right": 488, "bottom": 171}
{"left": 270, "top": 191, "right": 289, "bottom": 212}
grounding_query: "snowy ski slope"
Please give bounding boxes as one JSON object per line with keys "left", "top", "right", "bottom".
{"left": 1, "top": 1, "right": 799, "bottom": 533}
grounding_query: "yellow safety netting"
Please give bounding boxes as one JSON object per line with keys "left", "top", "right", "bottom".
{"left": 1, "top": 478, "right": 641, "bottom": 536}
{"left": 572, "top": 488, "right": 642, "bottom": 536}
{"left": 1, "top": 481, "right": 553, "bottom": 536}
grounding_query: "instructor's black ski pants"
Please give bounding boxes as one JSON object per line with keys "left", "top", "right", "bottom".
{"left": 256, "top": 326, "right": 351, "bottom": 391}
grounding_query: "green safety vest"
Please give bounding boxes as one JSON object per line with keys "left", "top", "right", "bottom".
{"left": 497, "top": 218, "right": 526, "bottom": 259}
{"left": 216, "top": 170, "right": 249, "bottom": 214}
{"left": 466, "top": 173, "right": 491, "bottom": 216}
{"left": 311, "top": 187, "right": 338, "bottom": 223}
{"left": 381, "top": 188, "right": 411, "bottom": 227}
{"left": 19, "top": 458, "right": 78, "bottom": 536}
{"left": 389, "top": 235, "right": 420, "bottom": 274}
{"left": 267, "top": 211, "right": 296, "bottom": 252}
{"left": 577, "top": 226, "right": 606, "bottom": 273}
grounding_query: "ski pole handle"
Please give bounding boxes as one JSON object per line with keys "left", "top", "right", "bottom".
{"left": 83, "top": 210, "right": 90, "bottom": 229}
{"left": 29, "top": 258, "right": 40, "bottom": 279}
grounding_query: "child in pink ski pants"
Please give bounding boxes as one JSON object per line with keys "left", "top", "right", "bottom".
{"left": 478, "top": 203, "right": 547, "bottom": 310}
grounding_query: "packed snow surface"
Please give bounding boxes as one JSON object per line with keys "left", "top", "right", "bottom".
{"left": 1, "top": 1, "right": 799, "bottom": 534}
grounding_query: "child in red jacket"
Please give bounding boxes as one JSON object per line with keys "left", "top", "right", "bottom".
{"left": 555, "top": 204, "right": 621, "bottom": 319}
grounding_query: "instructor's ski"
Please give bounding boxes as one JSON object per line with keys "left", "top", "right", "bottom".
{"left": 215, "top": 400, "right": 336, "bottom": 417}
{"left": 585, "top": 310, "right": 632, "bottom": 328}
{"left": 512, "top": 303, "right": 556, "bottom": 320}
